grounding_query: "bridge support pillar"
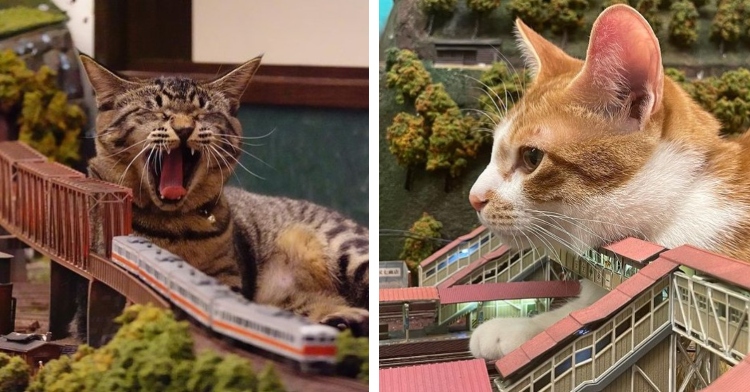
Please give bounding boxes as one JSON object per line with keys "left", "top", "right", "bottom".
{"left": 87, "top": 279, "right": 126, "bottom": 348}
{"left": 49, "top": 263, "right": 88, "bottom": 340}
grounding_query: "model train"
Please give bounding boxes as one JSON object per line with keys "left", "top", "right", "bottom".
{"left": 111, "top": 235, "right": 339, "bottom": 373}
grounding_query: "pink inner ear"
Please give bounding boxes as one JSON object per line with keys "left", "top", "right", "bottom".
{"left": 574, "top": 5, "right": 663, "bottom": 117}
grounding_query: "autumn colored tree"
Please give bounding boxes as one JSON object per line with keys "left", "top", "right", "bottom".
{"left": 669, "top": 0, "right": 699, "bottom": 48}
{"left": 400, "top": 212, "right": 444, "bottom": 279}
{"left": 427, "top": 108, "right": 484, "bottom": 185}
{"left": 415, "top": 83, "right": 459, "bottom": 126}
{"left": 635, "top": 0, "right": 662, "bottom": 34}
{"left": 419, "top": 0, "right": 459, "bottom": 34}
{"left": 385, "top": 49, "right": 433, "bottom": 105}
{"left": 548, "top": 0, "right": 589, "bottom": 47}
{"left": 508, "top": 0, "right": 549, "bottom": 31}
{"left": 466, "top": 0, "right": 502, "bottom": 38}
{"left": 711, "top": 0, "right": 743, "bottom": 53}
{"left": 386, "top": 113, "right": 428, "bottom": 190}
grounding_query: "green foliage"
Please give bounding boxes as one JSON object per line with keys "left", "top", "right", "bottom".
{"left": 669, "top": 0, "right": 699, "bottom": 48}
{"left": 636, "top": 0, "right": 662, "bottom": 33}
{"left": 477, "top": 62, "right": 529, "bottom": 128}
{"left": 419, "top": 0, "right": 459, "bottom": 15}
{"left": 467, "top": 0, "right": 502, "bottom": 14}
{"left": 385, "top": 49, "right": 433, "bottom": 104}
{"left": 335, "top": 330, "right": 369, "bottom": 383}
{"left": 508, "top": 0, "right": 549, "bottom": 30}
{"left": 415, "top": 83, "right": 459, "bottom": 125}
{"left": 548, "top": 0, "right": 589, "bottom": 39}
{"left": 0, "top": 353, "right": 29, "bottom": 392}
{"left": 0, "top": 6, "right": 66, "bottom": 37}
{"left": 400, "top": 212, "right": 444, "bottom": 273}
{"left": 258, "top": 364, "right": 284, "bottom": 392}
{"left": 386, "top": 112, "right": 428, "bottom": 169}
{"left": 28, "top": 304, "right": 276, "bottom": 392}
{"left": 711, "top": 0, "right": 743, "bottom": 50}
{"left": 427, "top": 109, "right": 482, "bottom": 177}
{"left": 0, "top": 50, "right": 84, "bottom": 166}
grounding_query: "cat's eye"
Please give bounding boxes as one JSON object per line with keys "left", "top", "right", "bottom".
{"left": 520, "top": 147, "right": 544, "bottom": 172}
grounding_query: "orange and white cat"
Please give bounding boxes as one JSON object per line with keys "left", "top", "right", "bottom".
{"left": 469, "top": 4, "right": 750, "bottom": 360}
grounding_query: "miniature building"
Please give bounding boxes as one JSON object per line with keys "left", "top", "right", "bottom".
{"left": 0, "top": 334, "right": 61, "bottom": 373}
{"left": 432, "top": 38, "right": 503, "bottom": 66}
{"left": 379, "top": 260, "right": 409, "bottom": 288}
{"left": 380, "top": 358, "right": 492, "bottom": 392}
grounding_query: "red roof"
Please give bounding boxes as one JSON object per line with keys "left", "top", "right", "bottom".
{"left": 437, "top": 245, "right": 510, "bottom": 288}
{"left": 495, "top": 257, "right": 679, "bottom": 378}
{"left": 437, "top": 281, "right": 580, "bottom": 305}
{"left": 379, "top": 359, "right": 492, "bottom": 392}
{"left": 420, "top": 226, "right": 487, "bottom": 267}
{"left": 379, "top": 287, "right": 439, "bottom": 303}
{"left": 0, "top": 141, "right": 46, "bottom": 163}
{"left": 602, "top": 237, "right": 665, "bottom": 263}
{"left": 660, "top": 245, "right": 750, "bottom": 290}
{"left": 703, "top": 355, "right": 750, "bottom": 391}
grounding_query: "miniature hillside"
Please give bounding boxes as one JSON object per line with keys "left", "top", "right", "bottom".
{"left": 382, "top": 0, "right": 750, "bottom": 73}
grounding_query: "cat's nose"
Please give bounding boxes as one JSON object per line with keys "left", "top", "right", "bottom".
{"left": 469, "top": 193, "right": 488, "bottom": 211}
{"left": 171, "top": 115, "right": 195, "bottom": 138}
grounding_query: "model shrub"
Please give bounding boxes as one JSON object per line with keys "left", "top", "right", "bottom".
{"left": 27, "top": 304, "right": 285, "bottom": 392}
{"left": 0, "top": 50, "right": 84, "bottom": 166}
{"left": 385, "top": 49, "right": 433, "bottom": 105}
{"left": 466, "top": 0, "right": 502, "bottom": 37}
{"left": 401, "top": 212, "right": 444, "bottom": 277}
{"left": 669, "top": 0, "right": 699, "bottom": 48}
{"left": 335, "top": 330, "right": 368, "bottom": 383}
{"left": 0, "top": 353, "right": 29, "bottom": 392}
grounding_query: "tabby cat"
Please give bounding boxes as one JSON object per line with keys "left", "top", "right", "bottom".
{"left": 79, "top": 55, "right": 369, "bottom": 334}
{"left": 469, "top": 4, "right": 750, "bottom": 359}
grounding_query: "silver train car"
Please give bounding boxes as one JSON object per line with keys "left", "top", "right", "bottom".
{"left": 111, "top": 235, "right": 338, "bottom": 372}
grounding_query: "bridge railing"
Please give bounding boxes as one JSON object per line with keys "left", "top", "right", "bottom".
{"left": 496, "top": 277, "right": 671, "bottom": 392}
{"left": 419, "top": 226, "right": 502, "bottom": 287}
{"left": 672, "top": 271, "right": 750, "bottom": 365}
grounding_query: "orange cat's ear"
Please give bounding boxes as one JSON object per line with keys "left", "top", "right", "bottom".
{"left": 569, "top": 5, "right": 664, "bottom": 132}
{"left": 205, "top": 55, "right": 263, "bottom": 112}
{"left": 514, "top": 18, "right": 581, "bottom": 80}
{"left": 79, "top": 54, "right": 138, "bottom": 110}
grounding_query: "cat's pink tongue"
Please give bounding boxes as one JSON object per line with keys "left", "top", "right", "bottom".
{"left": 159, "top": 151, "right": 186, "bottom": 200}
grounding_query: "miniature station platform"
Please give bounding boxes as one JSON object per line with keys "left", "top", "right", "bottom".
{"left": 379, "top": 227, "right": 750, "bottom": 392}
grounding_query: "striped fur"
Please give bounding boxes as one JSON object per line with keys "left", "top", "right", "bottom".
{"left": 80, "top": 55, "right": 368, "bottom": 333}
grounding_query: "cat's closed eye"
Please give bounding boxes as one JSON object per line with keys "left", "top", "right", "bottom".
{"left": 520, "top": 146, "right": 544, "bottom": 172}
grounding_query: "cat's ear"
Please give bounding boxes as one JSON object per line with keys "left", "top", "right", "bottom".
{"left": 515, "top": 18, "right": 581, "bottom": 80}
{"left": 205, "top": 55, "right": 263, "bottom": 112}
{"left": 79, "top": 54, "right": 138, "bottom": 110}
{"left": 569, "top": 5, "right": 664, "bottom": 132}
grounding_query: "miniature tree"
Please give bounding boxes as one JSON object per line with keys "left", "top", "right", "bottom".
{"left": 385, "top": 49, "right": 433, "bottom": 105}
{"left": 635, "top": 0, "right": 662, "bottom": 34}
{"left": 669, "top": 0, "right": 699, "bottom": 49}
{"left": 335, "top": 329, "right": 369, "bottom": 382}
{"left": 386, "top": 113, "right": 428, "bottom": 190}
{"left": 548, "top": 0, "right": 589, "bottom": 47}
{"left": 213, "top": 354, "right": 260, "bottom": 391}
{"left": 400, "top": 212, "right": 444, "bottom": 279}
{"left": 427, "top": 108, "right": 483, "bottom": 186}
{"left": 603, "top": 0, "right": 631, "bottom": 7}
{"left": 258, "top": 363, "right": 285, "bottom": 392}
{"left": 415, "top": 83, "right": 459, "bottom": 126}
{"left": 711, "top": 0, "right": 743, "bottom": 53}
{"left": 0, "top": 50, "right": 85, "bottom": 166}
{"left": 466, "top": 0, "right": 502, "bottom": 38}
{"left": 508, "top": 0, "right": 549, "bottom": 31}
{"left": 477, "top": 62, "right": 528, "bottom": 128}
{"left": 0, "top": 353, "right": 29, "bottom": 392}
{"left": 419, "top": 0, "right": 459, "bottom": 34}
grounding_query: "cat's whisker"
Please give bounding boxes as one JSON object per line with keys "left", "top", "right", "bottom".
{"left": 118, "top": 145, "right": 150, "bottom": 187}
{"left": 527, "top": 208, "right": 648, "bottom": 242}
{"left": 525, "top": 225, "right": 561, "bottom": 264}
{"left": 216, "top": 138, "right": 273, "bottom": 169}
{"left": 212, "top": 143, "right": 266, "bottom": 180}
{"left": 139, "top": 148, "right": 156, "bottom": 196}
{"left": 461, "top": 108, "right": 499, "bottom": 128}
{"left": 205, "top": 146, "right": 225, "bottom": 203}
{"left": 222, "top": 128, "right": 276, "bottom": 140}
{"left": 465, "top": 75, "right": 508, "bottom": 119}
{"left": 527, "top": 213, "right": 606, "bottom": 250}
{"left": 100, "top": 139, "right": 149, "bottom": 159}
{"left": 529, "top": 221, "right": 589, "bottom": 258}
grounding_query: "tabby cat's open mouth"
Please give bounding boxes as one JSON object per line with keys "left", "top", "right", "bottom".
{"left": 149, "top": 146, "right": 200, "bottom": 202}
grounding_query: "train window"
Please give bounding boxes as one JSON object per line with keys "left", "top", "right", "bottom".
{"left": 595, "top": 335, "right": 611, "bottom": 354}
{"left": 532, "top": 371, "right": 551, "bottom": 391}
{"left": 304, "top": 336, "right": 315, "bottom": 342}
{"left": 615, "top": 318, "right": 631, "bottom": 338}
{"left": 554, "top": 356, "right": 572, "bottom": 377}
{"left": 574, "top": 347, "right": 592, "bottom": 364}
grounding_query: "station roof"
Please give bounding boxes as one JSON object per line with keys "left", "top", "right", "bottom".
{"left": 660, "top": 245, "right": 750, "bottom": 291}
{"left": 437, "top": 281, "right": 580, "bottom": 305}
{"left": 437, "top": 245, "right": 510, "bottom": 289}
{"left": 380, "top": 359, "right": 492, "bottom": 392}
{"left": 379, "top": 287, "right": 439, "bottom": 303}
{"left": 602, "top": 237, "right": 665, "bottom": 263}
{"left": 420, "top": 226, "right": 486, "bottom": 268}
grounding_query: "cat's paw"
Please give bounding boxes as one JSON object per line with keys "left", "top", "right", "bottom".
{"left": 469, "top": 317, "right": 542, "bottom": 360}
{"left": 320, "top": 307, "right": 369, "bottom": 337}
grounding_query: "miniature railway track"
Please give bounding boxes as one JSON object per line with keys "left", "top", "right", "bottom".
{"left": 379, "top": 350, "right": 475, "bottom": 368}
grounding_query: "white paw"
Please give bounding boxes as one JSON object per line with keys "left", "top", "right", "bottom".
{"left": 469, "top": 317, "right": 542, "bottom": 361}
